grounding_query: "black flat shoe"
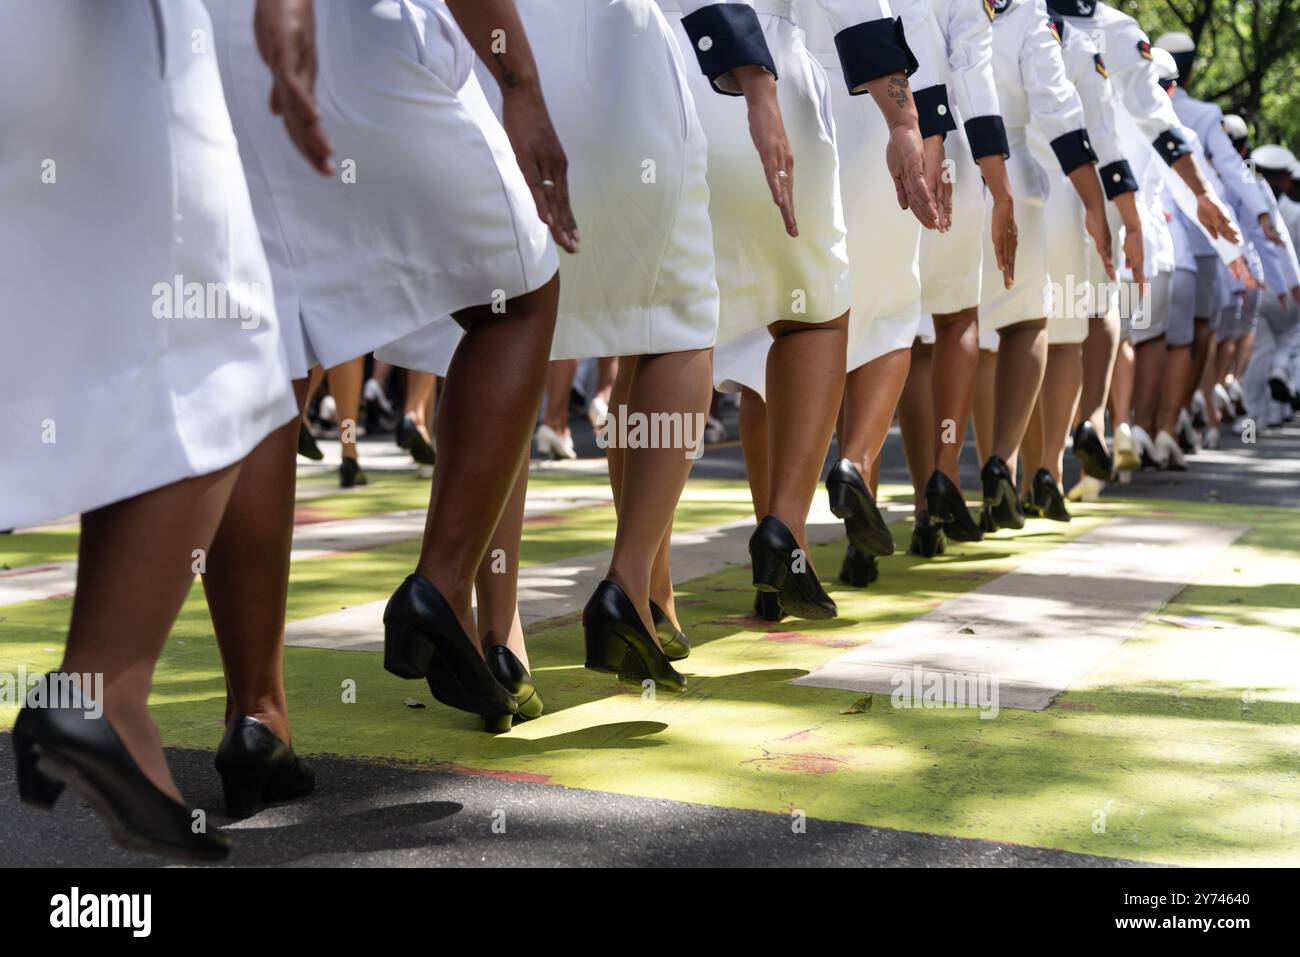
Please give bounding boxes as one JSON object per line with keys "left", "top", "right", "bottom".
{"left": 13, "top": 678, "right": 230, "bottom": 861}
{"left": 753, "top": 590, "right": 784, "bottom": 622}
{"left": 825, "top": 459, "right": 895, "bottom": 556}
{"left": 980, "top": 455, "right": 1025, "bottom": 532}
{"left": 838, "top": 544, "right": 879, "bottom": 587}
{"left": 649, "top": 601, "right": 690, "bottom": 661}
{"left": 1072, "top": 421, "right": 1113, "bottom": 481}
{"left": 582, "top": 580, "right": 686, "bottom": 692}
{"left": 339, "top": 457, "right": 367, "bottom": 488}
{"left": 909, "top": 513, "right": 946, "bottom": 558}
{"left": 749, "top": 515, "right": 837, "bottom": 620}
{"left": 482, "top": 644, "right": 544, "bottom": 733}
{"left": 395, "top": 414, "right": 436, "bottom": 466}
{"left": 924, "top": 470, "right": 983, "bottom": 542}
{"left": 1031, "top": 468, "right": 1071, "bottom": 522}
{"left": 214, "top": 715, "right": 315, "bottom": 819}
{"left": 383, "top": 574, "right": 518, "bottom": 718}
{"left": 298, "top": 421, "right": 324, "bottom": 461}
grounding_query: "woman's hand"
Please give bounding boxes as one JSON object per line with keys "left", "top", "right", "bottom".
{"left": 254, "top": 0, "right": 332, "bottom": 175}
{"left": 501, "top": 90, "right": 580, "bottom": 253}
{"left": 1085, "top": 204, "right": 1115, "bottom": 281}
{"left": 989, "top": 191, "right": 1017, "bottom": 289}
{"left": 887, "top": 124, "right": 939, "bottom": 229}
{"left": 1123, "top": 224, "right": 1145, "bottom": 287}
{"left": 922, "top": 135, "right": 951, "bottom": 232}
{"left": 1196, "top": 192, "right": 1240, "bottom": 244}
{"left": 735, "top": 66, "right": 797, "bottom": 237}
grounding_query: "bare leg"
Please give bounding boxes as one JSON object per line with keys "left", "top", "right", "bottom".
{"left": 202, "top": 379, "right": 309, "bottom": 746}
{"left": 474, "top": 454, "right": 530, "bottom": 666}
{"left": 1021, "top": 397, "right": 1046, "bottom": 485}
{"left": 1134, "top": 337, "right": 1167, "bottom": 435}
{"left": 972, "top": 349, "right": 997, "bottom": 465}
{"left": 1198, "top": 334, "right": 1222, "bottom": 433}
{"left": 1157, "top": 344, "right": 1192, "bottom": 435}
{"left": 738, "top": 387, "right": 771, "bottom": 521}
{"left": 405, "top": 370, "right": 438, "bottom": 446}
{"left": 304, "top": 364, "right": 325, "bottom": 427}
{"left": 414, "top": 275, "right": 560, "bottom": 643}
{"left": 543, "top": 359, "right": 579, "bottom": 437}
{"left": 592, "top": 356, "right": 618, "bottom": 412}
{"left": 1078, "top": 312, "right": 1119, "bottom": 438}
{"left": 897, "top": 340, "right": 933, "bottom": 513}
{"left": 1181, "top": 318, "right": 1213, "bottom": 411}
{"left": 61, "top": 465, "right": 243, "bottom": 802}
{"left": 765, "top": 312, "right": 849, "bottom": 557}
{"left": 1110, "top": 338, "right": 1135, "bottom": 427}
{"left": 840, "top": 346, "right": 911, "bottom": 494}
{"left": 327, "top": 356, "right": 365, "bottom": 463}
{"left": 606, "top": 349, "right": 712, "bottom": 637}
{"left": 1041, "top": 344, "right": 1083, "bottom": 482}
{"left": 992, "top": 319, "right": 1049, "bottom": 483}
{"left": 932, "top": 308, "right": 980, "bottom": 486}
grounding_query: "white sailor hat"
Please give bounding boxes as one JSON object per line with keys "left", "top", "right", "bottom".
{"left": 1151, "top": 47, "right": 1180, "bottom": 82}
{"left": 1291, "top": 160, "right": 1300, "bottom": 180}
{"left": 1251, "top": 144, "right": 1299, "bottom": 172}
{"left": 1222, "top": 114, "right": 1249, "bottom": 141}
{"left": 1155, "top": 32, "right": 1196, "bottom": 54}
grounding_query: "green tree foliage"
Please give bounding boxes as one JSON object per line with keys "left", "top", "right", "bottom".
{"left": 1116, "top": 0, "right": 1300, "bottom": 146}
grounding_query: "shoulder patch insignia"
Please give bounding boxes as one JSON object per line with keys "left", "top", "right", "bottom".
{"left": 984, "top": 0, "right": 995, "bottom": 22}
{"left": 1047, "top": 18, "right": 1063, "bottom": 44}
{"left": 1137, "top": 38, "right": 1153, "bottom": 60}
{"left": 992, "top": 0, "right": 1012, "bottom": 15}
{"left": 1094, "top": 52, "right": 1108, "bottom": 78}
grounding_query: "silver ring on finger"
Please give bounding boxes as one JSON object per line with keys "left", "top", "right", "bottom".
{"left": 541, "top": 179, "right": 556, "bottom": 189}
{"left": 775, "top": 170, "right": 789, "bottom": 180}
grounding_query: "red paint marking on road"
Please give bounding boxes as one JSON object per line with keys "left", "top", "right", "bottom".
{"left": 430, "top": 762, "right": 552, "bottom": 785}
{"left": 0, "top": 565, "right": 63, "bottom": 579}
{"left": 742, "top": 751, "right": 847, "bottom": 775}
{"left": 761, "top": 631, "right": 860, "bottom": 648}
{"left": 293, "top": 506, "right": 350, "bottom": 526}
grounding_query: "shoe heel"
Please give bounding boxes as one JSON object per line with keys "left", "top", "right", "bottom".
{"left": 482, "top": 713, "right": 514, "bottom": 734}
{"left": 826, "top": 479, "right": 854, "bottom": 519}
{"left": 220, "top": 770, "right": 269, "bottom": 819}
{"left": 384, "top": 620, "right": 435, "bottom": 679}
{"left": 751, "top": 545, "right": 790, "bottom": 593}
{"left": 584, "top": 626, "right": 627, "bottom": 673}
{"left": 14, "top": 740, "right": 65, "bottom": 809}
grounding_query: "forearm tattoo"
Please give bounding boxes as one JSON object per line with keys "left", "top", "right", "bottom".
{"left": 887, "top": 75, "right": 908, "bottom": 110}
{"left": 493, "top": 50, "right": 517, "bottom": 89}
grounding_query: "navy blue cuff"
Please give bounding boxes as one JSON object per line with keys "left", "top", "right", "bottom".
{"left": 1050, "top": 128, "right": 1098, "bottom": 175}
{"left": 914, "top": 85, "right": 956, "bottom": 139}
{"left": 681, "top": 4, "right": 777, "bottom": 96}
{"left": 1100, "top": 159, "right": 1139, "bottom": 200}
{"left": 964, "top": 115, "right": 1009, "bottom": 160}
{"left": 834, "top": 17, "right": 918, "bottom": 94}
{"left": 1153, "top": 127, "right": 1194, "bottom": 165}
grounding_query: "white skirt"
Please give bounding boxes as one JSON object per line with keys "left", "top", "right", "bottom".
{"left": 207, "top": 0, "right": 558, "bottom": 378}
{"left": 829, "top": 59, "right": 923, "bottom": 372}
{"left": 713, "top": 327, "right": 772, "bottom": 400}
{"left": 0, "top": 0, "right": 296, "bottom": 530}
{"left": 1043, "top": 170, "right": 1091, "bottom": 346}
{"left": 665, "top": 2, "right": 850, "bottom": 344}
{"left": 980, "top": 194, "right": 1051, "bottom": 332}
{"left": 379, "top": 0, "right": 719, "bottom": 372}
{"left": 920, "top": 124, "right": 986, "bottom": 317}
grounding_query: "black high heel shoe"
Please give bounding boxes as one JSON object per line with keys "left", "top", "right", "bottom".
{"left": 749, "top": 515, "right": 837, "bottom": 620}
{"left": 980, "top": 455, "right": 1026, "bottom": 532}
{"left": 13, "top": 681, "right": 230, "bottom": 861}
{"left": 395, "top": 414, "right": 436, "bottom": 466}
{"left": 582, "top": 580, "right": 686, "bottom": 692}
{"left": 924, "top": 470, "right": 983, "bottom": 542}
{"left": 298, "top": 421, "right": 324, "bottom": 461}
{"left": 482, "top": 645, "right": 544, "bottom": 733}
{"left": 753, "top": 590, "right": 784, "bottom": 622}
{"left": 825, "top": 459, "right": 895, "bottom": 556}
{"left": 649, "top": 601, "right": 690, "bottom": 661}
{"left": 1031, "top": 468, "right": 1071, "bottom": 522}
{"left": 838, "top": 543, "right": 879, "bottom": 587}
{"left": 383, "top": 574, "right": 518, "bottom": 719}
{"left": 339, "top": 456, "right": 367, "bottom": 488}
{"left": 1072, "top": 421, "right": 1113, "bottom": 480}
{"left": 909, "top": 513, "right": 946, "bottom": 558}
{"left": 214, "top": 715, "right": 315, "bottom": 819}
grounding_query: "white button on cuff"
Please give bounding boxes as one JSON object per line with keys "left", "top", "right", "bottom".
{"left": 698, "top": 36, "right": 713, "bottom": 51}
{"left": 937, "top": 105, "right": 948, "bottom": 116}
{"left": 1113, "top": 173, "right": 1121, "bottom": 182}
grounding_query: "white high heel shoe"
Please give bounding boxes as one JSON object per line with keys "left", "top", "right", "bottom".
{"left": 587, "top": 395, "right": 609, "bottom": 431}
{"left": 1131, "top": 424, "right": 1158, "bottom": 468}
{"left": 1154, "top": 429, "right": 1187, "bottom": 471}
{"left": 1113, "top": 422, "right": 1140, "bottom": 472}
{"left": 535, "top": 423, "right": 576, "bottom": 460}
